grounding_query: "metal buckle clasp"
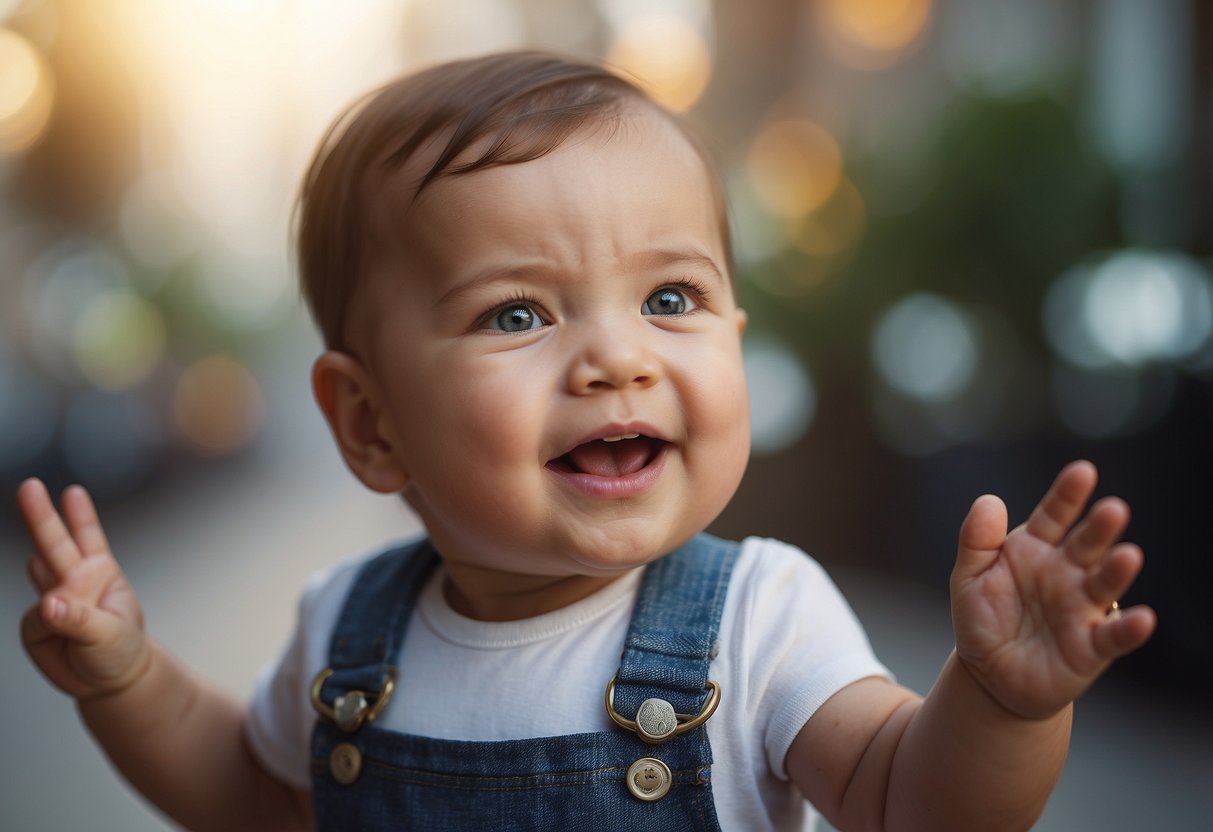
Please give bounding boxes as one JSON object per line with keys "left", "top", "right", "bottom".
{"left": 310, "top": 667, "right": 398, "bottom": 733}
{"left": 604, "top": 676, "right": 721, "bottom": 744}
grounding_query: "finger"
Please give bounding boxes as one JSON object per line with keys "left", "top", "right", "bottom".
{"left": 17, "top": 479, "right": 82, "bottom": 579}
{"left": 31, "top": 593, "right": 116, "bottom": 647}
{"left": 1092, "top": 605, "right": 1156, "bottom": 660}
{"left": 27, "top": 556, "right": 56, "bottom": 594}
{"left": 19, "top": 602, "right": 55, "bottom": 650}
{"left": 1084, "top": 542, "right": 1143, "bottom": 605}
{"left": 952, "top": 494, "right": 1008, "bottom": 586}
{"left": 1063, "top": 497, "right": 1130, "bottom": 568}
{"left": 1024, "top": 460, "right": 1098, "bottom": 544}
{"left": 61, "top": 485, "right": 112, "bottom": 559}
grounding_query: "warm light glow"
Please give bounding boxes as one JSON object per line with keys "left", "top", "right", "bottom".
{"left": 0, "top": 0, "right": 23, "bottom": 23}
{"left": 0, "top": 28, "right": 37, "bottom": 120}
{"left": 818, "top": 0, "right": 933, "bottom": 68}
{"left": 173, "top": 355, "right": 264, "bottom": 456}
{"left": 746, "top": 119, "right": 842, "bottom": 219}
{"left": 106, "top": 0, "right": 412, "bottom": 327}
{"left": 789, "top": 177, "right": 867, "bottom": 257}
{"left": 72, "top": 290, "right": 167, "bottom": 391}
{"left": 0, "top": 26, "right": 54, "bottom": 153}
{"left": 606, "top": 14, "right": 711, "bottom": 112}
{"left": 401, "top": 0, "right": 527, "bottom": 66}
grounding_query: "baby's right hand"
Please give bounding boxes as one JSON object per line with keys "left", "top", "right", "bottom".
{"left": 18, "top": 479, "right": 150, "bottom": 701}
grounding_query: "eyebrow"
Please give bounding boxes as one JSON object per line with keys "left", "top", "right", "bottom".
{"left": 630, "top": 247, "right": 728, "bottom": 284}
{"left": 434, "top": 261, "right": 559, "bottom": 308}
{"left": 436, "top": 246, "right": 728, "bottom": 308}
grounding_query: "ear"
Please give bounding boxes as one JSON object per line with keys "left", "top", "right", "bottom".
{"left": 312, "top": 351, "right": 409, "bottom": 493}
{"left": 735, "top": 307, "right": 748, "bottom": 337}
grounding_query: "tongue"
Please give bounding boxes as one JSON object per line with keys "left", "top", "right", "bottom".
{"left": 567, "top": 439, "right": 652, "bottom": 477}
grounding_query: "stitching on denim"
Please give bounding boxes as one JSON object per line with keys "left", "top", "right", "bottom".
{"left": 350, "top": 761, "right": 702, "bottom": 792}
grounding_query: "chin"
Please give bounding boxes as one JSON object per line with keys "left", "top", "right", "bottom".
{"left": 562, "top": 523, "right": 697, "bottom": 574}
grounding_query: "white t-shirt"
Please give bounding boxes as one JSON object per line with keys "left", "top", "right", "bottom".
{"left": 246, "top": 536, "right": 891, "bottom": 830}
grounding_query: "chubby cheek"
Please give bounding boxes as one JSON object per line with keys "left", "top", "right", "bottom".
{"left": 398, "top": 348, "right": 550, "bottom": 489}
{"left": 448, "top": 354, "right": 551, "bottom": 458}
{"left": 679, "top": 344, "right": 751, "bottom": 500}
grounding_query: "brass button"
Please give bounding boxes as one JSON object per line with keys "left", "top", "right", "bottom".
{"left": 626, "top": 757, "right": 672, "bottom": 802}
{"left": 330, "top": 742, "right": 362, "bottom": 785}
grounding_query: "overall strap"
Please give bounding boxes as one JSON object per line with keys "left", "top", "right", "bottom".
{"left": 314, "top": 538, "right": 440, "bottom": 714}
{"left": 612, "top": 533, "right": 739, "bottom": 721}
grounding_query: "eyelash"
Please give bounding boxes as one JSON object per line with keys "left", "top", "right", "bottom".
{"left": 662, "top": 276, "right": 712, "bottom": 307}
{"left": 477, "top": 276, "right": 713, "bottom": 331}
{"left": 478, "top": 291, "right": 547, "bottom": 332}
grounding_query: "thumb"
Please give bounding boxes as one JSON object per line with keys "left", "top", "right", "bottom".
{"left": 952, "top": 494, "right": 1009, "bottom": 587}
{"left": 39, "top": 593, "right": 121, "bottom": 647}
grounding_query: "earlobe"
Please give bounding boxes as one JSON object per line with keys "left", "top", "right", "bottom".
{"left": 312, "top": 351, "right": 409, "bottom": 493}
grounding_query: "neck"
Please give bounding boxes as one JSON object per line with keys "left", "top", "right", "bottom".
{"left": 441, "top": 565, "right": 632, "bottom": 621}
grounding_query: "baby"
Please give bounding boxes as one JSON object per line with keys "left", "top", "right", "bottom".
{"left": 19, "top": 51, "right": 1155, "bottom": 831}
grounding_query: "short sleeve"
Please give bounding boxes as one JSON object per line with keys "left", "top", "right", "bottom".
{"left": 244, "top": 557, "right": 364, "bottom": 790}
{"left": 728, "top": 538, "right": 892, "bottom": 781}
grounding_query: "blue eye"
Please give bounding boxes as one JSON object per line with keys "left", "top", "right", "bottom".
{"left": 493, "top": 304, "right": 541, "bottom": 332}
{"left": 643, "top": 288, "right": 694, "bottom": 316}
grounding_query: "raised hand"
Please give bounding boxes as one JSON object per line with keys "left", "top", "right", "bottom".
{"left": 950, "top": 461, "right": 1156, "bottom": 719}
{"left": 18, "top": 479, "right": 150, "bottom": 701}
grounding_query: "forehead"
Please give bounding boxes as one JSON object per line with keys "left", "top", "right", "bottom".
{"left": 384, "top": 106, "right": 722, "bottom": 270}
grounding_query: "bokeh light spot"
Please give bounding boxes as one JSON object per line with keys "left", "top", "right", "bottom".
{"left": 606, "top": 14, "right": 711, "bottom": 113}
{"left": 746, "top": 119, "right": 842, "bottom": 220}
{"left": 23, "top": 241, "right": 132, "bottom": 381}
{"left": 1045, "top": 249, "right": 1213, "bottom": 369}
{"left": 72, "top": 290, "right": 167, "bottom": 391}
{"left": 872, "top": 293, "right": 978, "bottom": 402}
{"left": 173, "top": 355, "right": 264, "bottom": 456}
{"left": 744, "top": 338, "right": 816, "bottom": 454}
{"left": 789, "top": 177, "right": 867, "bottom": 258}
{"left": 818, "top": 0, "right": 933, "bottom": 58}
{"left": 0, "top": 26, "right": 54, "bottom": 153}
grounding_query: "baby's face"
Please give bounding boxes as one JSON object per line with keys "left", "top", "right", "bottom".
{"left": 352, "top": 107, "right": 750, "bottom": 592}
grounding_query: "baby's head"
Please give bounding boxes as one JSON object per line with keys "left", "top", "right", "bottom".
{"left": 298, "top": 51, "right": 751, "bottom": 602}
{"left": 297, "top": 50, "right": 732, "bottom": 351}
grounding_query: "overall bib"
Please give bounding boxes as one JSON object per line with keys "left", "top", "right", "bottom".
{"left": 309, "top": 533, "right": 738, "bottom": 830}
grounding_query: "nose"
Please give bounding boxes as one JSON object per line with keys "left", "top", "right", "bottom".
{"left": 565, "top": 321, "right": 661, "bottom": 395}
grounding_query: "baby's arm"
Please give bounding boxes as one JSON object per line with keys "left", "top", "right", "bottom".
{"left": 786, "top": 461, "right": 1156, "bottom": 831}
{"left": 17, "top": 480, "right": 312, "bottom": 832}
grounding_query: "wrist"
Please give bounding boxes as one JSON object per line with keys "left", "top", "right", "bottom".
{"left": 950, "top": 649, "right": 1072, "bottom": 723}
{"left": 77, "top": 638, "right": 168, "bottom": 725}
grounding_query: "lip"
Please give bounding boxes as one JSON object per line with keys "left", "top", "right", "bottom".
{"left": 545, "top": 422, "right": 670, "bottom": 499}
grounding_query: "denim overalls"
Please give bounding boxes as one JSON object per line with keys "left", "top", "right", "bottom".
{"left": 309, "top": 533, "right": 738, "bottom": 830}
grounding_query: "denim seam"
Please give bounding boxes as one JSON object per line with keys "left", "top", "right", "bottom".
{"left": 322, "top": 770, "right": 703, "bottom": 793}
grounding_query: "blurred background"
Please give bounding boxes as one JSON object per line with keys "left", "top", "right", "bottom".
{"left": 1, "top": 0, "right": 1209, "bottom": 829}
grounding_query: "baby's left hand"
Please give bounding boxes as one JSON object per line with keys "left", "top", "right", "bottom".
{"left": 950, "top": 461, "right": 1156, "bottom": 719}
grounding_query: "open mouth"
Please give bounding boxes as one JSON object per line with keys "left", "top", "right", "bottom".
{"left": 546, "top": 435, "right": 667, "bottom": 478}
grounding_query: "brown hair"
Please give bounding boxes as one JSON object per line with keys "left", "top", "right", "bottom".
{"left": 295, "top": 50, "right": 730, "bottom": 349}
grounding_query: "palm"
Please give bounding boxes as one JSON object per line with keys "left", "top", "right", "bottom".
{"left": 19, "top": 481, "right": 148, "bottom": 700}
{"left": 950, "top": 462, "right": 1155, "bottom": 719}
